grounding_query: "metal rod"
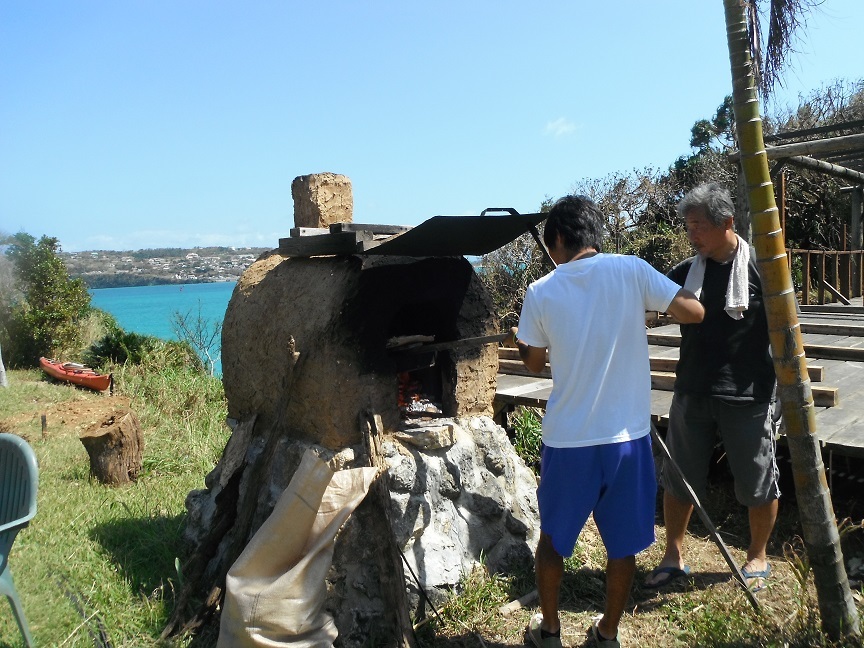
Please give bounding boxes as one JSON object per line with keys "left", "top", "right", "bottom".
{"left": 651, "top": 422, "right": 761, "bottom": 611}
{"left": 394, "top": 333, "right": 510, "bottom": 354}
{"left": 528, "top": 224, "right": 557, "bottom": 269}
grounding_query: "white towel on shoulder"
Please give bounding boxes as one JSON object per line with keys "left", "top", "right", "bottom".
{"left": 683, "top": 233, "right": 750, "bottom": 320}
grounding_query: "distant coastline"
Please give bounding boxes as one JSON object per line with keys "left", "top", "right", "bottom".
{"left": 81, "top": 274, "right": 236, "bottom": 289}
{"left": 62, "top": 246, "right": 270, "bottom": 289}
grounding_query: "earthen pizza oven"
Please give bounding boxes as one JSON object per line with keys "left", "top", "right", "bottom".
{"left": 174, "top": 174, "right": 541, "bottom": 645}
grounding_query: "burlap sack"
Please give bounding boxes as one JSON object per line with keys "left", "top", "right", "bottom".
{"left": 217, "top": 450, "right": 377, "bottom": 647}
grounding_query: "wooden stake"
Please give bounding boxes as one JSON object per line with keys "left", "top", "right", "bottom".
{"left": 361, "top": 411, "right": 418, "bottom": 648}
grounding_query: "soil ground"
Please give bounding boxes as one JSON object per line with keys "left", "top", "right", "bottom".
{"left": 1, "top": 392, "right": 132, "bottom": 437}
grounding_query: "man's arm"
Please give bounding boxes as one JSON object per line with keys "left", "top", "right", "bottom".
{"left": 665, "top": 287, "right": 705, "bottom": 324}
{"left": 506, "top": 327, "right": 548, "bottom": 374}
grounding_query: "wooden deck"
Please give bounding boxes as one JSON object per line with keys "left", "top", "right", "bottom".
{"left": 495, "top": 301, "right": 864, "bottom": 459}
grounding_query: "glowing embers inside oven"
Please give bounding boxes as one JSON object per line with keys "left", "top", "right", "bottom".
{"left": 397, "top": 369, "right": 444, "bottom": 417}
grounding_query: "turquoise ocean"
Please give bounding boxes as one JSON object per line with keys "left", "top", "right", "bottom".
{"left": 89, "top": 282, "right": 236, "bottom": 375}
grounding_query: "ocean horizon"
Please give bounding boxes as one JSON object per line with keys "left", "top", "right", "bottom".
{"left": 89, "top": 282, "right": 236, "bottom": 375}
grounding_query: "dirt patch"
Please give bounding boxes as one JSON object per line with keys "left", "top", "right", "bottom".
{"left": 0, "top": 392, "right": 132, "bottom": 440}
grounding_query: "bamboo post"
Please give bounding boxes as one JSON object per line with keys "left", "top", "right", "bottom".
{"left": 779, "top": 170, "right": 786, "bottom": 240}
{"left": 723, "top": 0, "right": 859, "bottom": 637}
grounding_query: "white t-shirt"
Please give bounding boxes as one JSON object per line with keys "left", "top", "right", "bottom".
{"left": 517, "top": 253, "right": 681, "bottom": 448}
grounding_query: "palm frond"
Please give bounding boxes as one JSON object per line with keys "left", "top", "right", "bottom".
{"left": 761, "top": 0, "right": 822, "bottom": 97}
{"left": 747, "top": 1, "right": 764, "bottom": 97}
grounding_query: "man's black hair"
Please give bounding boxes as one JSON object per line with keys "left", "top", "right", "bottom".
{"left": 543, "top": 195, "right": 604, "bottom": 254}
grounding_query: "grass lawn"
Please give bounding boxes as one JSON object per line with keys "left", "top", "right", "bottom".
{"left": 0, "top": 366, "right": 228, "bottom": 648}
{"left": 0, "top": 372, "right": 862, "bottom": 647}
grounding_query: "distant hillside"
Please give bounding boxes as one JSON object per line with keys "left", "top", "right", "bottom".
{"left": 61, "top": 246, "right": 270, "bottom": 289}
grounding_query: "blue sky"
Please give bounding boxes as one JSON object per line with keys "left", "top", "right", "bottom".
{"left": 1, "top": 1, "right": 860, "bottom": 252}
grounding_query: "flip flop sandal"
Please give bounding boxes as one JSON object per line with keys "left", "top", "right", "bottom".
{"left": 741, "top": 563, "right": 771, "bottom": 592}
{"left": 592, "top": 616, "right": 621, "bottom": 647}
{"left": 644, "top": 564, "right": 691, "bottom": 589}
{"left": 527, "top": 613, "right": 562, "bottom": 648}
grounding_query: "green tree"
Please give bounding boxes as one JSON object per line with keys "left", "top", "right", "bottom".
{"left": 722, "top": 0, "right": 859, "bottom": 639}
{"left": 0, "top": 232, "right": 92, "bottom": 366}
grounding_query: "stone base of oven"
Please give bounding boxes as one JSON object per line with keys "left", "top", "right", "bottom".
{"left": 183, "top": 414, "right": 539, "bottom": 645}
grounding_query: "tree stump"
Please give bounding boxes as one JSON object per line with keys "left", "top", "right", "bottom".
{"left": 80, "top": 410, "right": 144, "bottom": 485}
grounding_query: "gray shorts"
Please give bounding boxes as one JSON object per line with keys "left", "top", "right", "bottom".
{"left": 661, "top": 392, "right": 780, "bottom": 508}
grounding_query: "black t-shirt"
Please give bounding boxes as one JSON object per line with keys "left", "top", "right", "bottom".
{"left": 667, "top": 253, "right": 775, "bottom": 402}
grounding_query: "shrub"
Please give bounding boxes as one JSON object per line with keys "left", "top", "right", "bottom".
{"left": 0, "top": 232, "right": 91, "bottom": 365}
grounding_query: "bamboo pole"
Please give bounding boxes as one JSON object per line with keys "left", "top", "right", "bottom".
{"left": 729, "top": 133, "right": 864, "bottom": 161}
{"left": 722, "top": 0, "right": 859, "bottom": 639}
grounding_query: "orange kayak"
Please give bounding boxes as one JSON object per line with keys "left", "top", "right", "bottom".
{"left": 39, "top": 357, "right": 112, "bottom": 392}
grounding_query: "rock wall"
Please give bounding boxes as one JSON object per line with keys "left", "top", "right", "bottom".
{"left": 184, "top": 415, "right": 539, "bottom": 645}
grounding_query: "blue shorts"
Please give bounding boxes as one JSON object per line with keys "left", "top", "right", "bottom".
{"left": 537, "top": 435, "right": 657, "bottom": 560}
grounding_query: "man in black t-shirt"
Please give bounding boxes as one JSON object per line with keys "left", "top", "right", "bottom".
{"left": 645, "top": 183, "right": 779, "bottom": 593}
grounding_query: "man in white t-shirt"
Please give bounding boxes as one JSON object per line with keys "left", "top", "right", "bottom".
{"left": 513, "top": 195, "right": 704, "bottom": 648}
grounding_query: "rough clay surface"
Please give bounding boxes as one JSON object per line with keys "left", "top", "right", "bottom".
{"left": 220, "top": 252, "right": 499, "bottom": 449}
{"left": 291, "top": 172, "right": 354, "bottom": 228}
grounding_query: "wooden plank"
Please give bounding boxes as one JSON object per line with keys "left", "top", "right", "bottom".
{"left": 330, "top": 223, "right": 413, "bottom": 235}
{"left": 498, "top": 359, "right": 551, "bottom": 379}
{"left": 821, "top": 430, "right": 864, "bottom": 458}
{"left": 822, "top": 279, "right": 851, "bottom": 305}
{"left": 743, "top": 133, "right": 864, "bottom": 160}
{"left": 800, "top": 322, "right": 864, "bottom": 336}
{"left": 808, "top": 365, "right": 825, "bottom": 381}
{"left": 400, "top": 333, "right": 508, "bottom": 354}
{"left": 798, "top": 312, "right": 864, "bottom": 325}
{"left": 288, "top": 227, "right": 329, "bottom": 237}
{"left": 811, "top": 401, "right": 864, "bottom": 451}
{"left": 493, "top": 388, "right": 553, "bottom": 409}
{"left": 278, "top": 231, "right": 371, "bottom": 256}
{"left": 817, "top": 399, "right": 864, "bottom": 456}
{"left": 797, "top": 303, "right": 860, "bottom": 315}
{"left": 650, "top": 371, "right": 676, "bottom": 391}
{"left": 498, "top": 348, "right": 521, "bottom": 361}
{"left": 495, "top": 375, "right": 553, "bottom": 398}
{"left": 645, "top": 356, "right": 823, "bottom": 381}
{"left": 650, "top": 371, "right": 836, "bottom": 405}
{"left": 803, "top": 344, "right": 864, "bottom": 362}
{"left": 356, "top": 238, "right": 401, "bottom": 252}
{"left": 647, "top": 332, "right": 681, "bottom": 347}
{"left": 819, "top": 253, "right": 827, "bottom": 303}
{"left": 647, "top": 329, "right": 864, "bottom": 362}
{"left": 812, "top": 387, "right": 839, "bottom": 407}
{"left": 498, "top": 348, "right": 551, "bottom": 363}
{"left": 649, "top": 357, "right": 678, "bottom": 373}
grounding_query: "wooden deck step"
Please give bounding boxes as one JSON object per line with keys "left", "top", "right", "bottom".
{"left": 647, "top": 331, "right": 864, "bottom": 363}
{"left": 497, "top": 349, "right": 823, "bottom": 381}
